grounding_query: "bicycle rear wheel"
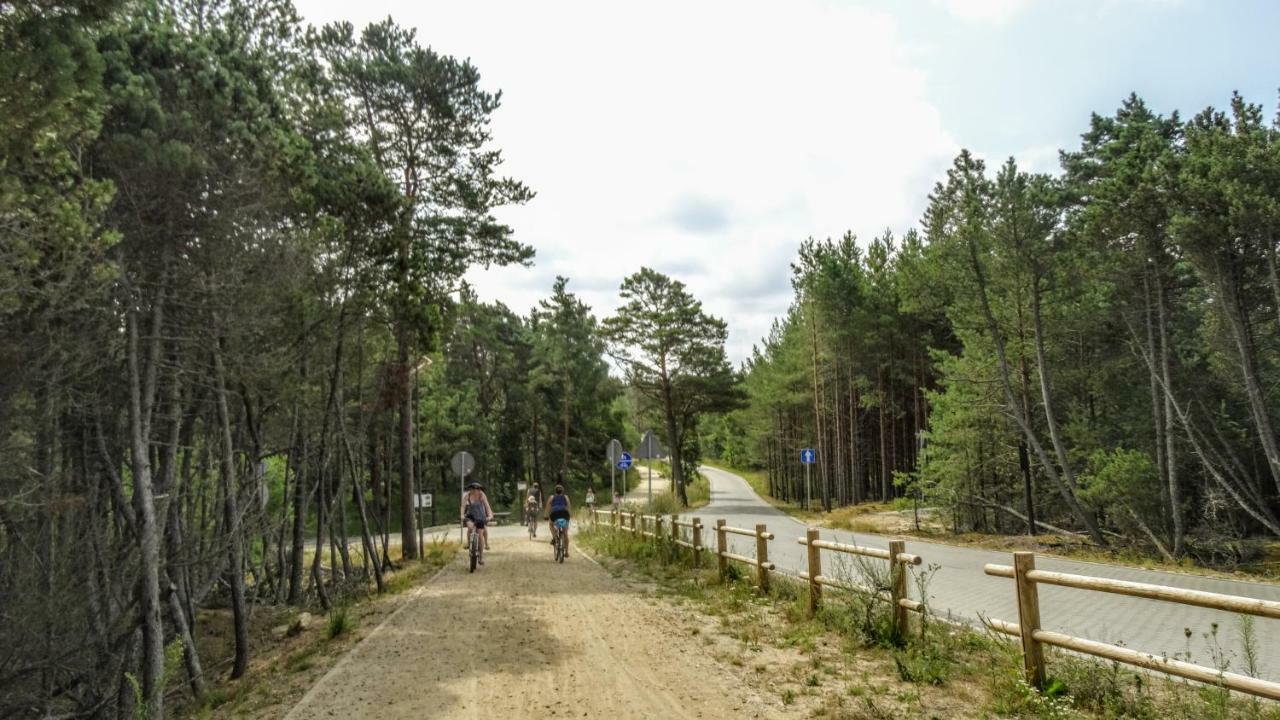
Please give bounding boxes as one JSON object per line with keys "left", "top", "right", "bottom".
{"left": 469, "top": 533, "right": 478, "bottom": 573}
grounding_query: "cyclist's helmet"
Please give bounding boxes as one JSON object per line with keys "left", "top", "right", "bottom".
{"left": 466, "top": 482, "right": 483, "bottom": 490}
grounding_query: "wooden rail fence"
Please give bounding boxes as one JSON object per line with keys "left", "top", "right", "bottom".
{"left": 589, "top": 509, "right": 1280, "bottom": 701}
{"left": 985, "top": 551, "right": 1280, "bottom": 701}
{"left": 796, "top": 528, "right": 923, "bottom": 637}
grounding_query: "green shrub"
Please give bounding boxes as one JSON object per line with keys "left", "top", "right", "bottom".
{"left": 326, "top": 605, "right": 352, "bottom": 639}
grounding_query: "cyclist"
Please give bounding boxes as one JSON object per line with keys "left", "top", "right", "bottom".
{"left": 545, "top": 484, "right": 572, "bottom": 552}
{"left": 585, "top": 487, "right": 596, "bottom": 513}
{"left": 461, "top": 482, "right": 494, "bottom": 556}
{"left": 524, "top": 493, "right": 540, "bottom": 537}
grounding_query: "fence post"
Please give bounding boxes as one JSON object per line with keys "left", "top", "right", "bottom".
{"left": 715, "top": 519, "right": 727, "bottom": 581}
{"left": 655, "top": 515, "right": 663, "bottom": 542}
{"left": 805, "top": 528, "right": 821, "bottom": 618}
{"left": 630, "top": 511, "right": 637, "bottom": 534}
{"left": 671, "top": 514, "right": 679, "bottom": 545}
{"left": 889, "top": 539, "right": 909, "bottom": 639}
{"left": 692, "top": 517, "right": 702, "bottom": 567}
{"left": 755, "top": 523, "right": 770, "bottom": 594}
{"left": 1013, "top": 551, "right": 1046, "bottom": 690}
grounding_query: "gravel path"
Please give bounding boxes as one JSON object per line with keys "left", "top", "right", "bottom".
{"left": 285, "top": 527, "right": 784, "bottom": 719}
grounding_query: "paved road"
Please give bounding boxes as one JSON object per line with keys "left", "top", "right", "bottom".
{"left": 695, "top": 465, "right": 1280, "bottom": 679}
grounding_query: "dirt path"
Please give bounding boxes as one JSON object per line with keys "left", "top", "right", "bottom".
{"left": 285, "top": 533, "right": 785, "bottom": 719}
{"left": 623, "top": 466, "right": 669, "bottom": 503}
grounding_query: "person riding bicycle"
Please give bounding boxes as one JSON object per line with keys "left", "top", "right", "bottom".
{"left": 585, "top": 487, "right": 596, "bottom": 513}
{"left": 545, "top": 484, "right": 572, "bottom": 551}
{"left": 524, "top": 493, "right": 540, "bottom": 536}
{"left": 461, "top": 482, "right": 494, "bottom": 555}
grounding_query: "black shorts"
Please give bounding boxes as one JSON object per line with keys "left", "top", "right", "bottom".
{"left": 466, "top": 516, "right": 487, "bottom": 529}
{"left": 549, "top": 509, "right": 570, "bottom": 523}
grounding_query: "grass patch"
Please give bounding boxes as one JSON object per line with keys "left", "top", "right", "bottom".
{"left": 326, "top": 604, "right": 352, "bottom": 639}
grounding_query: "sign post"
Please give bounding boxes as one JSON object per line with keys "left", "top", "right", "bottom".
{"left": 451, "top": 451, "right": 476, "bottom": 542}
{"left": 607, "top": 439, "right": 624, "bottom": 502}
{"left": 800, "top": 448, "right": 816, "bottom": 509}
{"left": 414, "top": 493, "right": 433, "bottom": 552}
{"left": 617, "top": 451, "right": 632, "bottom": 505}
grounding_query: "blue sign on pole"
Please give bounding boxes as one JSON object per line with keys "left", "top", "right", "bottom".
{"left": 800, "top": 448, "right": 816, "bottom": 464}
{"left": 617, "top": 452, "right": 633, "bottom": 470}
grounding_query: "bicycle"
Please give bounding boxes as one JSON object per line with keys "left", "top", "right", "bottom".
{"left": 552, "top": 517, "right": 569, "bottom": 563}
{"left": 465, "top": 519, "right": 484, "bottom": 572}
{"left": 525, "top": 505, "right": 539, "bottom": 539}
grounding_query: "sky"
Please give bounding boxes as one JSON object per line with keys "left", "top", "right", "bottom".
{"left": 293, "top": 0, "right": 1280, "bottom": 364}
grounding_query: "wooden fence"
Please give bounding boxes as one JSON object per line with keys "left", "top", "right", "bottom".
{"left": 797, "top": 528, "right": 923, "bottom": 637}
{"left": 985, "top": 552, "right": 1280, "bottom": 701}
{"left": 589, "top": 509, "right": 1280, "bottom": 701}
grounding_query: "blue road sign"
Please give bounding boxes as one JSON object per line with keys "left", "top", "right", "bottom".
{"left": 617, "top": 452, "right": 633, "bottom": 470}
{"left": 800, "top": 448, "right": 816, "bottom": 464}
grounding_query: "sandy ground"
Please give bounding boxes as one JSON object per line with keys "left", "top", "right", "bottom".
{"left": 284, "top": 532, "right": 785, "bottom": 720}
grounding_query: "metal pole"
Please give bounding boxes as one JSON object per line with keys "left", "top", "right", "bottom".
{"left": 459, "top": 470, "right": 465, "bottom": 544}
{"left": 611, "top": 462, "right": 616, "bottom": 502}
{"left": 805, "top": 461, "right": 811, "bottom": 510}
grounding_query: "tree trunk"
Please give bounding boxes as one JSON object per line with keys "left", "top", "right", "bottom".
{"left": 878, "top": 370, "right": 889, "bottom": 501}
{"left": 212, "top": 339, "right": 250, "bottom": 679}
{"left": 661, "top": 376, "right": 688, "bottom": 506}
{"left": 1155, "top": 272, "right": 1183, "bottom": 556}
{"left": 397, "top": 330, "right": 419, "bottom": 559}
{"left": 1143, "top": 273, "right": 1171, "bottom": 543}
{"left": 125, "top": 304, "right": 165, "bottom": 717}
{"left": 808, "top": 310, "right": 828, "bottom": 510}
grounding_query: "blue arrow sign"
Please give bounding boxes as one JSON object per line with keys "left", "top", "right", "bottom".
{"left": 617, "top": 452, "right": 633, "bottom": 470}
{"left": 800, "top": 448, "right": 816, "bottom": 464}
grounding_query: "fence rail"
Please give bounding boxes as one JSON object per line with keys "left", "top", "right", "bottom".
{"left": 984, "top": 551, "right": 1280, "bottom": 701}
{"left": 797, "top": 528, "right": 922, "bottom": 635}
{"left": 590, "top": 511, "right": 1279, "bottom": 702}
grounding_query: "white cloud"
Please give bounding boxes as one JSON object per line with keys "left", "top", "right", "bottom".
{"left": 932, "top": 0, "right": 1029, "bottom": 24}
{"left": 292, "top": 0, "right": 960, "bottom": 363}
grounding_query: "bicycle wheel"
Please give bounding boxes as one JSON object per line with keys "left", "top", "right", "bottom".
{"left": 469, "top": 533, "right": 478, "bottom": 573}
{"left": 557, "top": 531, "right": 566, "bottom": 563}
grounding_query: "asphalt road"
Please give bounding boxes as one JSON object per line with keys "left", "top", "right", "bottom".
{"left": 695, "top": 465, "right": 1280, "bottom": 679}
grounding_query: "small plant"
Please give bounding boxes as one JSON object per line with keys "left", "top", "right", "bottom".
{"left": 327, "top": 604, "right": 352, "bottom": 639}
{"left": 781, "top": 688, "right": 797, "bottom": 705}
